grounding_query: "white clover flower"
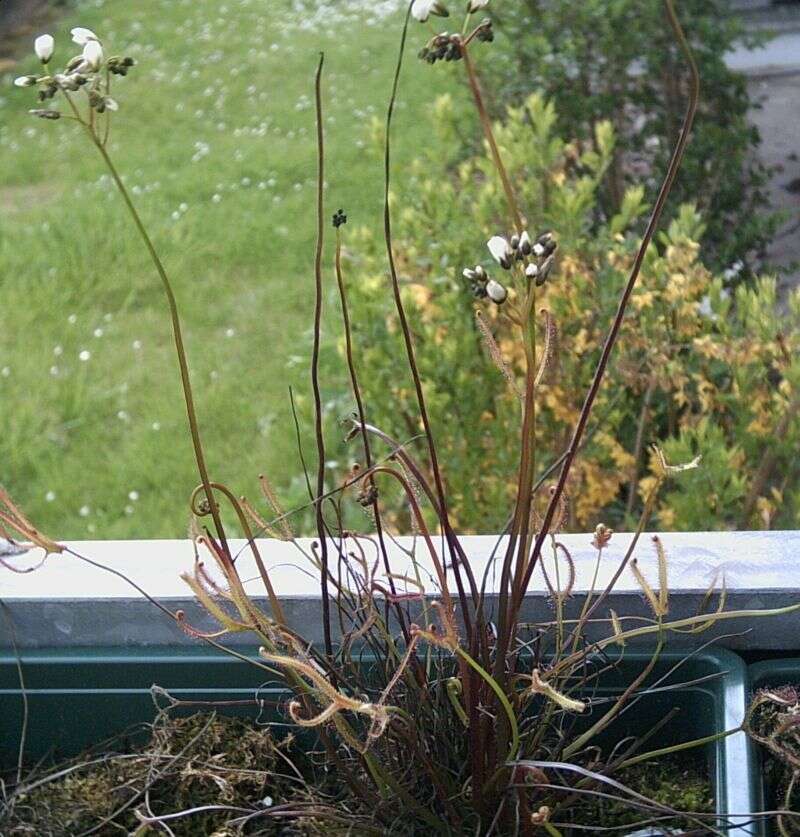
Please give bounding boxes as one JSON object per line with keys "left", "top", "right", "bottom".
{"left": 412, "top": 0, "right": 449, "bottom": 22}
{"left": 71, "top": 27, "right": 99, "bottom": 46}
{"left": 468, "top": 0, "right": 489, "bottom": 11}
{"left": 14, "top": 76, "right": 37, "bottom": 87}
{"left": 34, "top": 34, "right": 54, "bottom": 64}
{"left": 487, "top": 235, "right": 513, "bottom": 269}
{"left": 82, "top": 39, "right": 104, "bottom": 71}
{"left": 486, "top": 278, "right": 508, "bottom": 304}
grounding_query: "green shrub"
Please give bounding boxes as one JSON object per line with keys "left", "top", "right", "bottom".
{"left": 486, "top": 0, "right": 777, "bottom": 276}
{"left": 342, "top": 93, "right": 800, "bottom": 532}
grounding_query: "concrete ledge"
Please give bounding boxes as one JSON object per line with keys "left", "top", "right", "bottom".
{"left": 1, "top": 531, "right": 798, "bottom": 649}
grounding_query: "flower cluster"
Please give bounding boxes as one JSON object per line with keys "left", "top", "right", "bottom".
{"left": 462, "top": 264, "right": 507, "bottom": 303}
{"left": 463, "top": 230, "right": 558, "bottom": 307}
{"left": 419, "top": 33, "right": 463, "bottom": 64}
{"left": 413, "top": 0, "right": 493, "bottom": 64}
{"left": 13, "top": 27, "right": 135, "bottom": 122}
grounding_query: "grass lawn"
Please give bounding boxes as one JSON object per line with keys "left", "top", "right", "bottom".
{"left": 0, "top": 0, "right": 458, "bottom": 538}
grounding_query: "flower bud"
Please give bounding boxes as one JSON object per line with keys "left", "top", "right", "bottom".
{"left": 525, "top": 262, "right": 539, "bottom": 279}
{"left": 519, "top": 230, "right": 532, "bottom": 255}
{"left": 29, "top": 108, "right": 60, "bottom": 120}
{"left": 14, "top": 76, "right": 37, "bottom": 88}
{"left": 487, "top": 235, "right": 512, "bottom": 269}
{"left": 54, "top": 73, "right": 80, "bottom": 91}
{"left": 486, "top": 279, "right": 507, "bottom": 304}
{"left": 468, "top": 0, "right": 489, "bottom": 11}
{"left": 34, "top": 34, "right": 54, "bottom": 64}
{"left": 82, "top": 39, "right": 104, "bottom": 71}
{"left": 536, "top": 254, "right": 555, "bottom": 286}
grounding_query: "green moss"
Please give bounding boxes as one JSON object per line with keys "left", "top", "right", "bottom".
{"left": 563, "top": 753, "right": 715, "bottom": 834}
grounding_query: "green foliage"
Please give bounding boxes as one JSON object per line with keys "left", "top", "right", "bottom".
{"left": 341, "top": 93, "right": 800, "bottom": 532}
{"left": 0, "top": 0, "right": 457, "bottom": 539}
{"left": 487, "top": 0, "right": 778, "bottom": 276}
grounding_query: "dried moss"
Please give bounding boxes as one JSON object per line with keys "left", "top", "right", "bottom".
{"left": 3, "top": 712, "right": 307, "bottom": 835}
{"left": 3, "top": 711, "right": 720, "bottom": 836}
{"left": 747, "top": 686, "right": 800, "bottom": 836}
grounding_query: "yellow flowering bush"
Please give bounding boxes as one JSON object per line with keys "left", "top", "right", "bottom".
{"left": 340, "top": 93, "right": 800, "bottom": 531}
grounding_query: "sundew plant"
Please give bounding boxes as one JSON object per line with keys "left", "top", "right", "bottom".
{"left": 3, "top": 1, "right": 800, "bottom": 834}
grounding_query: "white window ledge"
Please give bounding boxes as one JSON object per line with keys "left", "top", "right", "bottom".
{"left": 1, "top": 531, "right": 798, "bottom": 649}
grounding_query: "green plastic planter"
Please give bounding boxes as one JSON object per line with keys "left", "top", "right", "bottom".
{"left": 567, "top": 647, "right": 756, "bottom": 835}
{"left": 0, "top": 646, "right": 291, "bottom": 765}
{"left": 748, "top": 658, "right": 800, "bottom": 836}
{"left": 0, "top": 645, "right": 755, "bottom": 831}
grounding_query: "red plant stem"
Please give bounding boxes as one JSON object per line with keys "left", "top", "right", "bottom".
{"left": 461, "top": 43, "right": 523, "bottom": 234}
{"left": 334, "top": 231, "right": 412, "bottom": 645}
{"left": 382, "top": 6, "right": 478, "bottom": 634}
{"left": 73, "top": 117, "right": 231, "bottom": 559}
{"left": 512, "top": 0, "right": 699, "bottom": 623}
{"left": 310, "top": 53, "right": 333, "bottom": 659}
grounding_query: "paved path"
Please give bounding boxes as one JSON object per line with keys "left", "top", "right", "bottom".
{"left": 726, "top": 8, "right": 800, "bottom": 294}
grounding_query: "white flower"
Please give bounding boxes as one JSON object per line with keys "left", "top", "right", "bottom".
{"left": 468, "top": 0, "right": 489, "bottom": 11}
{"left": 105, "top": 97, "right": 119, "bottom": 112}
{"left": 525, "top": 263, "right": 539, "bottom": 279}
{"left": 487, "top": 235, "right": 512, "bottom": 269}
{"left": 697, "top": 295, "right": 713, "bottom": 318}
{"left": 14, "top": 76, "right": 36, "bottom": 87}
{"left": 34, "top": 34, "right": 54, "bottom": 63}
{"left": 79, "top": 349, "right": 91, "bottom": 362}
{"left": 486, "top": 279, "right": 508, "bottom": 304}
{"left": 71, "top": 27, "right": 99, "bottom": 46}
{"left": 82, "top": 39, "right": 104, "bottom": 71}
{"left": 412, "top": 0, "right": 449, "bottom": 22}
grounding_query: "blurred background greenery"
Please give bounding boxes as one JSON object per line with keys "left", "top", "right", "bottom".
{"left": 1, "top": 0, "right": 798, "bottom": 537}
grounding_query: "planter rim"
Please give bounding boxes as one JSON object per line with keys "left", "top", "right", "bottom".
{"left": 747, "top": 658, "right": 800, "bottom": 837}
